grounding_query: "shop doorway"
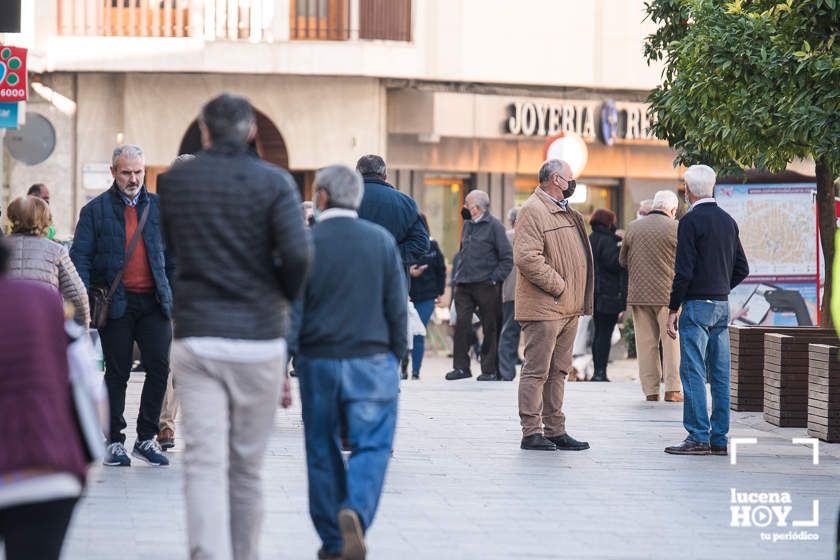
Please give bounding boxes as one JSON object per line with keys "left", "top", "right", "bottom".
{"left": 421, "top": 174, "right": 471, "bottom": 263}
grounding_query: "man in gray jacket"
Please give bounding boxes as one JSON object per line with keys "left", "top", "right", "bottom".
{"left": 446, "top": 190, "right": 513, "bottom": 381}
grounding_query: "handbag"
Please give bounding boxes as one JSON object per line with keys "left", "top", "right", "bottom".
{"left": 66, "top": 322, "right": 108, "bottom": 463}
{"left": 89, "top": 203, "right": 150, "bottom": 330}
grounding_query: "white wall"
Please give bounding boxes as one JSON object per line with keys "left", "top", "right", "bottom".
{"left": 28, "top": 0, "right": 663, "bottom": 91}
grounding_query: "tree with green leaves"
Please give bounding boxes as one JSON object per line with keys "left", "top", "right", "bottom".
{"left": 644, "top": 0, "right": 840, "bottom": 325}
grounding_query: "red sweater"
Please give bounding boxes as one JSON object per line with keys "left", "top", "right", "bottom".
{"left": 123, "top": 206, "right": 154, "bottom": 293}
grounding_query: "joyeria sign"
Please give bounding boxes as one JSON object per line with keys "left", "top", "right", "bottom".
{"left": 0, "top": 45, "right": 27, "bottom": 102}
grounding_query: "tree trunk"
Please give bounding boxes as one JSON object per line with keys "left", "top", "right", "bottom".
{"left": 816, "top": 157, "right": 836, "bottom": 328}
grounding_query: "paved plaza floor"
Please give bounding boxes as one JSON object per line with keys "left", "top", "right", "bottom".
{"left": 61, "top": 356, "right": 839, "bottom": 560}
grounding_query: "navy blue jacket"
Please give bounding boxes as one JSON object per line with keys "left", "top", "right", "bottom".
{"left": 289, "top": 214, "right": 408, "bottom": 360}
{"left": 668, "top": 201, "right": 749, "bottom": 311}
{"left": 409, "top": 239, "right": 446, "bottom": 303}
{"left": 70, "top": 186, "right": 174, "bottom": 319}
{"left": 357, "top": 177, "right": 429, "bottom": 266}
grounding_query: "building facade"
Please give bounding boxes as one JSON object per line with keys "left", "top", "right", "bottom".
{"left": 3, "top": 0, "right": 680, "bottom": 258}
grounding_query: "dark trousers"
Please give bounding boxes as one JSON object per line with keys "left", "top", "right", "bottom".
{"left": 100, "top": 292, "right": 172, "bottom": 444}
{"left": 592, "top": 312, "right": 619, "bottom": 372}
{"left": 0, "top": 498, "right": 78, "bottom": 560}
{"left": 498, "top": 300, "right": 521, "bottom": 380}
{"left": 297, "top": 353, "right": 398, "bottom": 555}
{"left": 453, "top": 282, "right": 501, "bottom": 374}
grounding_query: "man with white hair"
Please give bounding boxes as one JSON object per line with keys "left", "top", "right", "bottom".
{"left": 71, "top": 143, "right": 175, "bottom": 468}
{"left": 293, "top": 165, "right": 407, "bottom": 560}
{"left": 637, "top": 198, "right": 654, "bottom": 219}
{"left": 664, "top": 164, "right": 749, "bottom": 456}
{"left": 619, "top": 189, "right": 683, "bottom": 402}
{"left": 446, "top": 189, "right": 513, "bottom": 381}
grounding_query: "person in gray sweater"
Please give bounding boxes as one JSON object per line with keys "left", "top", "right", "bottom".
{"left": 293, "top": 165, "right": 406, "bottom": 560}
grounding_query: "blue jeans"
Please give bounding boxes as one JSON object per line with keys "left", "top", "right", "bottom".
{"left": 678, "top": 300, "right": 730, "bottom": 446}
{"left": 410, "top": 299, "right": 436, "bottom": 375}
{"left": 297, "top": 353, "right": 399, "bottom": 555}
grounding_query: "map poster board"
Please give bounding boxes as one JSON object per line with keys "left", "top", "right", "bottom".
{"left": 715, "top": 183, "right": 818, "bottom": 326}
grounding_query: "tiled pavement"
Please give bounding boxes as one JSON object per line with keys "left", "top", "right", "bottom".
{"left": 61, "top": 356, "right": 839, "bottom": 560}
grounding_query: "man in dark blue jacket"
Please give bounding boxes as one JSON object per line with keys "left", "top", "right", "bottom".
{"left": 70, "top": 144, "right": 174, "bottom": 468}
{"left": 356, "top": 154, "right": 429, "bottom": 268}
{"left": 665, "top": 164, "right": 749, "bottom": 457}
{"left": 295, "top": 164, "right": 406, "bottom": 560}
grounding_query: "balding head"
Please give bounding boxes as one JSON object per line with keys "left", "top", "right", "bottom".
{"left": 538, "top": 159, "right": 573, "bottom": 200}
{"left": 464, "top": 190, "right": 490, "bottom": 221}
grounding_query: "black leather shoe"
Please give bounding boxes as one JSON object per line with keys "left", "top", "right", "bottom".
{"left": 317, "top": 547, "right": 341, "bottom": 560}
{"left": 546, "top": 434, "right": 590, "bottom": 451}
{"left": 476, "top": 372, "right": 501, "bottom": 381}
{"left": 521, "top": 434, "right": 557, "bottom": 450}
{"left": 710, "top": 444, "right": 728, "bottom": 456}
{"left": 664, "top": 439, "right": 711, "bottom": 455}
{"left": 445, "top": 369, "right": 472, "bottom": 380}
{"left": 590, "top": 369, "right": 610, "bottom": 382}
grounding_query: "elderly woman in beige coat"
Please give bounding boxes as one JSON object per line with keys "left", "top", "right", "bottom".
{"left": 5, "top": 196, "right": 90, "bottom": 326}
{"left": 514, "top": 159, "right": 594, "bottom": 452}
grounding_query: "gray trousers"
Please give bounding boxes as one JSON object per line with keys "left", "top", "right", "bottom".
{"left": 498, "top": 300, "right": 521, "bottom": 381}
{"left": 173, "top": 341, "right": 285, "bottom": 560}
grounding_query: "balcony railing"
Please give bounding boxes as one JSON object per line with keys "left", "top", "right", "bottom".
{"left": 289, "top": 0, "right": 411, "bottom": 41}
{"left": 57, "top": 0, "right": 274, "bottom": 41}
{"left": 57, "top": 0, "right": 411, "bottom": 42}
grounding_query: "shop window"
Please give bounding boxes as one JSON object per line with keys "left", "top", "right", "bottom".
{"left": 291, "top": 0, "right": 350, "bottom": 40}
{"left": 421, "top": 176, "right": 468, "bottom": 263}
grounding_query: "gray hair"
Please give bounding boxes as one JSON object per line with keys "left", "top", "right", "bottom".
{"left": 199, "top": 92, "right": 256, "bottom": 145}
{"left": 112, "top": 144, "right": 144, "bottom": 168}
{"left": 355, "top": 154, "right": 387, "bottom": 179}
{"left": 468, "top": 190, "right": 490, "bottom": 211}
{"left": 538, "top": 159, "right": 568, "bottom": 184}
{"left": 683, "top": 164, "right": 716, "bottom": 199}
{"left": 507, "top": 206, "right": 520, "bottom": 225}
{"left": 315, "top": 165, "right": 364, "bottom": 210}
{"left": 171, "top": 153, "right": 196, "bottom": 167}
{"left": 652, "top": 190, "right": 679, "bottom": 212}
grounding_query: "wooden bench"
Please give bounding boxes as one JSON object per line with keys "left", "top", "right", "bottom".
{"left": 729, "top": 326, "right": 824, "bottom": 412}
{"left": 763, "top": 330, "right": 839, "bottom": 427}
{"left": 807, "top": 344, "right": 840, "bottom": 443}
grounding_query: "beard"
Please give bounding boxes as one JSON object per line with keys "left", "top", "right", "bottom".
{"left": 120, "top": 183, "right": 141, "bottom": 197}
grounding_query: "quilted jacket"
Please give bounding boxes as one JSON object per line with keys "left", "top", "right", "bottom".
{"left": 6, "top": 234, "right": 90, "bottom": 325}
{"left": 70, "top": 186, "right": 173, "bottom": 320}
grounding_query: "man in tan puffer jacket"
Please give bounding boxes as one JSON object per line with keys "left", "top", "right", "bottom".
{"left": 514, "top": 159, "right": 593, "bottom": 452}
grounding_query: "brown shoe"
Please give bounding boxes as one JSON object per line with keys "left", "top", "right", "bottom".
{"left": 665, "top": 391, "right": 684, "bottom": 402}
{"left": 338, "top": 508, "right": 366, "bottom": 560}
{"left": 711, "top": 444, "right": 728, "bottom": 456}
{"left": 646, "top": 394, "right": 659, "bottom": 401}
{"left": 157, "top": 428, "right": 175, "bottom": 450}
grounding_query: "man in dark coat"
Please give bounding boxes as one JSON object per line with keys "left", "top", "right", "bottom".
{"left": 158, "top": 93, "right": 311, "bottom": 559}
{"left": 446, "top": 189, "right": 513, "bottom": 382}
{"left": 70, "top": 144, "right": 174, "bottom": 468}
{"left": 356, "top": 154, "right": 428, "bottom": 268}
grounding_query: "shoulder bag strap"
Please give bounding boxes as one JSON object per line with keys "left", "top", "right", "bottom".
{"left": 106, "top": 203, "right": 151, "bottom": 299}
